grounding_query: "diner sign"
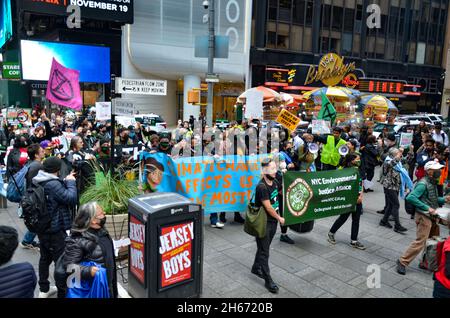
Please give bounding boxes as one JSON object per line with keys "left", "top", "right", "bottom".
{"left": 304, "top": 53, "right": 356, "bottom": 86}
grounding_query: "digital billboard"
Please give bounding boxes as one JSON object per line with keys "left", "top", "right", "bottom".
{"left": 20, "top": 40, "right": 110, "bottom": 83}
{"left": 0, "top": 0, "right": 13, "bottom": 49}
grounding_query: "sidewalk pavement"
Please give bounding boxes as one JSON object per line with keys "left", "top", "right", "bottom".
{"left": 1, "top": 169, "right": 446, "bottom": 298}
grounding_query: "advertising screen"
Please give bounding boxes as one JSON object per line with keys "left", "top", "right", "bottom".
{"left": 0, "top": 0, "right": 13, "bottom": 49}
{"left": 20, "top": 40, "right": 110, "bottom": 83}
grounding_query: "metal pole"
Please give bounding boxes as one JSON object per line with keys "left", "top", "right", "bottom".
{"left": 206, "top": 0, "right": 215, "bottom": 126}
{"left": 110, "top": 75, "right": 116, "bottom": 175}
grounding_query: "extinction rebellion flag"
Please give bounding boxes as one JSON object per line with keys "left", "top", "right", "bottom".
{"left": 283, "top": 168, "right": 360, "bottom": 225}
{"left": 317, "top": 91, "right": 337, "bottom": 125}
{"left": 46, "top": 58, "right": 82, "bottom": 111}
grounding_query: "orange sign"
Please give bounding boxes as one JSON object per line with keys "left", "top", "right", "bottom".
{"left": 341, "top": 73, "right": 359, "bottom": 89}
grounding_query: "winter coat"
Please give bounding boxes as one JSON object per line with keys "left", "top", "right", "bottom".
{"left": 32, "top": 170, "right": 78, "bottom": 234}
{"left": 63, "top": 228, "right": 118, "bottom": 298}
{"left": 362, "top": 143, "right": 379, "bottom": 170}
{"left": 0, "top": 261, "right": 37, "bottom": 298}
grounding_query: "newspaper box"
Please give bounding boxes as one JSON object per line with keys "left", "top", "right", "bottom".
{"left": 127, "top": 193, "right": 203, "bottom": 298}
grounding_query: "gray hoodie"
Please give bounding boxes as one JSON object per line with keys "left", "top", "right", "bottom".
{"left": 32, "top": 170, "right": 59, "bottom": 184}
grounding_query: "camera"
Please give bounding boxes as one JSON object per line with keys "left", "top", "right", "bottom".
{"left": 202, "top": 0, "right": 209, "bottom": 9}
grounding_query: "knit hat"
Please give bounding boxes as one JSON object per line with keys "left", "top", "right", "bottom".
{"left": 43, "top": 156, "right": 62, "bottom": 173}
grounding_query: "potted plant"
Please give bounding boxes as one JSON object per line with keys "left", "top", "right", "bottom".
{"left": 80, "top": 163, "right": 140, "bottom": 257}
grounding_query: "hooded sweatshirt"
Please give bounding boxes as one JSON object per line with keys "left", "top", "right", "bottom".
{"left": 33, "top": 170, "right": 78, "bottom": 234}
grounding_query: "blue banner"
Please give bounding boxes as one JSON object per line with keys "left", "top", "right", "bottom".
{"left": 140, "top": 153, "right": 267, "bottom": 214}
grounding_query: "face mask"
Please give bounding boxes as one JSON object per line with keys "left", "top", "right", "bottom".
{"left": 129, "top": 132, "right": 135, "bottom": 138}
{"left": 266, "top": 174, "right": 275, "bottom": 181}
{"left": 101, "top": 146, "right": 110, "bottom": 153}
{"left": 433, "top": 171, "right": 441, "bottom": 180}
{"left": 98, "top": 217, "right": 106, "bottom": 227}
{"left": 160, "top": 142, "right": 170, "bottom": 149}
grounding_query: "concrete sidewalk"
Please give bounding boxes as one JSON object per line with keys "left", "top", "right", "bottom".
{"left": 1, "top": 169, "right": 446, "bottom": 298}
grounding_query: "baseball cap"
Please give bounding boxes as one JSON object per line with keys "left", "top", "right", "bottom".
{"left": 424, "top": 159, "right": 445, "bottom": 171}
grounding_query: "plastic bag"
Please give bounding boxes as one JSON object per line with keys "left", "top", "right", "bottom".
{"left": 66, "top": 261, "right": 110, "bottom": 298}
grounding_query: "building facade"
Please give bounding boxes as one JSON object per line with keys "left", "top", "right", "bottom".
{"left": 251, "top": 0, "right": 448, "bottom": 113}
{"left": 122, "top": 0, "right": 253, "bottom": 125}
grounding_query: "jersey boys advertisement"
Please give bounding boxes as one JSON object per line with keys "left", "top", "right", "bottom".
{"left": 159, "top": 222, "right": 194, "bottom": 289}
{"left": 129, "top": 216, "right": 145, "bottom": 285}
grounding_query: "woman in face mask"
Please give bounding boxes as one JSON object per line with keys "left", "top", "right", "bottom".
{"left": 328, "top": 153, "right": 366, "bottom": 250}
{"left": 60, "top": 202, "right": 118, "bottom": 298}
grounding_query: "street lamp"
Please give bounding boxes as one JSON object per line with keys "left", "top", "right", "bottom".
{"left": 204, "top": 0, "right": 215, "bottom": 126}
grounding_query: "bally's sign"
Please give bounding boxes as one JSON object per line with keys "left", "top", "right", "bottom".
{"left": 304, "top": 53, "right": 356, "bottom": 87}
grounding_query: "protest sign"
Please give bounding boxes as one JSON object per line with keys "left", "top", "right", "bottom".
{"left": 95, "top": 102, "right": 112, "bottom": 121}
{"left": 245, "top": 90, "right": 264, "bottom": 119}
{"left": 276, "top": 109, "right": 301, "bottom": 131}
{"left": 283, "top": 168, "right": 359, "bottom": 225}
{"left": 311, "top": 120, "right": 331, "bottom": 135}
{"left": 399, "top": 133, "right": 413, "bottom": 148}
{"left": 139, "top": 153, "right": 266, "bottom": 214}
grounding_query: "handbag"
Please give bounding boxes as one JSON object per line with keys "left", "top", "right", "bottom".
{"left": 244, "top": 190, "right": 267, "bottom": 239}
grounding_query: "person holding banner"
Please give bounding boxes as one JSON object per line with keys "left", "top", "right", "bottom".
{"left": 327, "top": 152, "right": 365, "bottom": 250}
{"left": 251, "top": 158, "right": 285, "bottom": 294}
{"left": 314, "top": 127, "right": 347, "bottom": 171}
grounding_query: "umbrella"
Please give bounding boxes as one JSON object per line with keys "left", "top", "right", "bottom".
{"left": 359, "top": 94, "right": 398, "bottom": 113}
{"left": 302, "top": 86, "right": 355, "bottom": 100}
{"left": 238, "top": 86, "right": 280, "bottom": 103}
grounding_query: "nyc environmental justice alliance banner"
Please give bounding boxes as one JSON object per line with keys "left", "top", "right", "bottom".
{"left": 283, "top": 168, "right": 360, "bottom": 225}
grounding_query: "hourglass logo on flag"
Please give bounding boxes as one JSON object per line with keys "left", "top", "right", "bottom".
{"left": 45, "top": 58, "right": 82, "bottom": 111}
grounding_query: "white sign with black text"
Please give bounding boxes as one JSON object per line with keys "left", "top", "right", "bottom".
{"left": 116, "top": 78, "right": 167, "bottom": 96}
{"left": 112, "top": 99, "right": 135, "bottom": 117}
{"left": 95, "top": 102, "right": 112, "bottom": 121}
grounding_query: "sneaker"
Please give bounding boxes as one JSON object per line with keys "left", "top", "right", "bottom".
{"left": 394, "top": 225, "right": 408, "bottom": 233}
{"left": 280, "top": 234, "right": 295, "bottom": 244}
{"left": 379, "top": 220, "right": 393, "bottom": 229}
{"left": 350, "top": 241, "right": 366, "bottom": 250}
{"left": 327, "top": 232, "right": 336, "bottom": 245}
{"left": 38, "top": 286, "right": 57, "bottom": 298}
{"left": 396, "top": 259, "right": 406, "bottom": 275}
{"left": 233, "top": 213, "right": 245, "bottom": 224}
{"left": 20, "top": 241, "right": 40, "bottom": 251}
{"left": 211, "top": 222, "right": 224, "bottom": 229}
{"left": 376, "top": 210, "right": 385, "bottom": 214}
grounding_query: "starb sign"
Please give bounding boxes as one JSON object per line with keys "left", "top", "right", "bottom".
{"left": 18, "top": 0, "right": 134, "bottom": 24}
{"left": 2, "top": 62, "right": 21, "bottom": 79}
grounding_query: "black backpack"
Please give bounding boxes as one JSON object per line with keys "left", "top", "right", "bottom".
{"left": 21, "top": 181, "right": 51, "bottom": 234}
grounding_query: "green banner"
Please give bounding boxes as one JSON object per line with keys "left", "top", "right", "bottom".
{"left": 2, "top": 62, "right": 21, "bottom": 79}
{"left": 283, "top": 168, "right": 360, "bottom": 225}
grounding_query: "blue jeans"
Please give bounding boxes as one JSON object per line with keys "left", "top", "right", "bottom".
{"left": 22, "top": 231, "right": 37, "bottom": 244}
{"left": 210, "top": 213, "right": 218, "bottom": 224}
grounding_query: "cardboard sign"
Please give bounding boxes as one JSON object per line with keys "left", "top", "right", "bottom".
{"left": 276, "top": 109, "right": 301, "bottom": 131}
{"left": 129, "top": 216, "right": 146, "bottom": 285}
{"left": 95, "top": 102, "right": 112, "bottom": 121}
{"left": 399, "top": 133, "right": 413, "bottom": 148}
{"left": 244, "top": 90, "right": 264, "bottom": 119}
{"left": 160, "top": 222, "right": 194, "bottom": 289}
{"left": 311, "top": 120, "right": 331, "bottom": 135}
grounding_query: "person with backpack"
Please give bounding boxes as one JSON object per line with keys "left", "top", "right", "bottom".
{"left": 20, "top": 144, "right": 45, "bottom": 250}
{"left": 6, "top": 135, "right": 29, "bottom": 178}
{"left": 433, "top": 214, "right": 450, "bottom": 298}
{"left": 30, "top": 156, "right": 78, "bottom": 298}
{"left": 397, "top": 160, "right": 450, "bottom": 275}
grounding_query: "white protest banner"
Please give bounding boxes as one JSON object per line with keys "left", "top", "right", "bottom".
{"left": 96, "top": 102, "right": 112, "bottom": 121}
{"left": 245, "top": 90, "right": 264, "bottom": 119}
{"left": 311, "top": 120, "right": 331, "bottom": 135}
{"left": 399, "top": 133, "right": 413, "bottom": 148}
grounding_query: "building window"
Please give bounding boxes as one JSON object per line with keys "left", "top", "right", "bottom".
{"left": 279, "top": 0, "right": 292, "bottom": 22}
{"left": 343, "top": 9, "right": 354, "bottom": 33}
{"left": 321, "top": 4, "right": 331, "bottom": 29}
{"left": 332, "top": 6, "right": 343, "bottom": 31}
{"left": 305, "top": 0, "right": 313, "bottom": 25}
{"left": 268, "top": 0, "right": 278, "bottom": 20}
{"left": 342, "top": 33, "right": 352, "bottom": 56}
{"left": 293, "top": 0, "right": 305, "bottom": 24}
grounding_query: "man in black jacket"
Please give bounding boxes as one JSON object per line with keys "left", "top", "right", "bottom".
{"left": 32, "top": 156, "right": 78, "bottom": 298}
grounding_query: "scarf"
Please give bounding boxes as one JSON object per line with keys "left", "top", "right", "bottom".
{"left": 385, "top": 156, "right": 414, "bottom": 199}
